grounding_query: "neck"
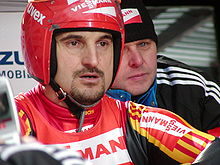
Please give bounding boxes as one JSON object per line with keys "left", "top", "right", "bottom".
{"left": 42, "top": 84, "right": 68, "bottom": 108}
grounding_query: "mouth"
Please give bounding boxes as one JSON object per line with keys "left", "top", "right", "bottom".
{"left": 80, "top": 73, "right": 99, "bottom": 79}
{"left": 79, "top": 73, "right": 101, "bottom": 84}
{"left": 128, "top": 73, "right": 147, "bottom": 80}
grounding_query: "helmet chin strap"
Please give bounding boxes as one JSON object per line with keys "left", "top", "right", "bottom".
{"left": 49, "top": 78, "right": 99, "bottom": 132}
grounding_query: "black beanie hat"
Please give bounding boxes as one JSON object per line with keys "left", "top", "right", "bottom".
{"left": 121, "top": 0, "right": 158, "bottom": 44}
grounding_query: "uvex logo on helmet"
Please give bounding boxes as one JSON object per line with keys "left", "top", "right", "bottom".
{"left": 121, "top": 8, "right": 142, "bottom": 25}
{"left": 26, "top": 3, "right": 46, "bottom": 25}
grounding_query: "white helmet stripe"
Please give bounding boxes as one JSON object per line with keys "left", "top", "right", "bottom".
{"left": 67, "top": 0, "right": 80, "bottom": 5}
{"left": 83, "top": 6, "right": 116, "bottom": 17}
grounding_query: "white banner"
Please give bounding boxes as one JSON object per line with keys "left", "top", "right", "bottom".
{"left": 0, "top": 12, "right": 37, "bottom": 96}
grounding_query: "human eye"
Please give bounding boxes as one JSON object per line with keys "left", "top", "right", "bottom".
{"left": 65, "top": 40, "right": 79, "bottom": 47}
{"left": 138, "top": 41, "right": 148, "bottom": 47}
{"left": 57, "top": 34, "right": 82, "bottom": 49}
{"left": 98, "top": 41, "right": 108, "bottom": 47}
{"left": 137, "top": 40, "right": 152, "bottom": 50}
{"left": 97, "top": 34, "right": 113, "bottom": 48}
{"left": 97, "top": 39, "right": 112, "bottom": 48}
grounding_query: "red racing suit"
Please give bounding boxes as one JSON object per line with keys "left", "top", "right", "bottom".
{"left": 15, "top": 84, "right": 218, "bottom": 165}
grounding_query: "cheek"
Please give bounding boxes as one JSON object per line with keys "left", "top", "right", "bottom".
{"left": 55, "top": 51, "right": 78, "bottom": 87}
{"left": 55, "top": 59, "right": 72, "bottom": 88}
{"left": 57, "top": 48, "right": 79, "bottom": 72}
{"left": 104, "top": 60, "right": 114, "bottom": 89}
{"left": 57, "top": 57, "right": 72, "bottom": 75}
{"left": 149, "top": 56, "right": 157, "bottom": 68}
{"left": 143, "top": 50, "right": 157, "bottom": 69}
{"left": 151, "top": 55, "right": 157, "bottom": 71}
{"left": 147, "top": 56, "right": 157, "bottom": 80}
{"left": 117, "top": 55, "right": 128, "bottom": 76}
{"left": 112, "top": 66, "right": 124, "bottom": 88}
{"left": 100, "top": 51, "right": 114, "bottom": 84}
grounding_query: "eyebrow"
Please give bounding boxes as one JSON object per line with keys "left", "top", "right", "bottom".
{"left": 59, "top": 34, "right": 82, "bottom": 42}
{"left": 99, "top": 34, "right": 113, "bottom": 41}
{"left": 58, "top": 33, "right": 113, "bottom": 42}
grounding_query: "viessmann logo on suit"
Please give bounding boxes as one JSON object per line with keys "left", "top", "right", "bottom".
{"left": 47, "top": 128, "right": 132, "bottom": 165}
{"left": 140, "top": 112, "right": 192, "bottom": 137}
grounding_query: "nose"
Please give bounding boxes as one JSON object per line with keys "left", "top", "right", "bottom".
{"left": 126, "top": 46, "right": 143, "bottom": 68}
{"left": 81, "top": 45, "right": 99, "bottom": 68}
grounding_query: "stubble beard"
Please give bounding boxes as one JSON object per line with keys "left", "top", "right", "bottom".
{"left": 69, "top": 68, "right": 105, "bottom": 106}
{"left": 70, "top": 84, "right": 105, "bottom": 106}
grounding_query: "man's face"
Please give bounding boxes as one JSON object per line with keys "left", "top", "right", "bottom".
{"left": 112, "top": 39, "right": 157, "bottom": 96}
{"left": 55, "top": 31, "right": 114, "bottom": 105}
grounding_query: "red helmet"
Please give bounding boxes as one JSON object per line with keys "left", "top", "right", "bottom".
{"left": 21, "top": 0, "right": 124, "bottom": 85}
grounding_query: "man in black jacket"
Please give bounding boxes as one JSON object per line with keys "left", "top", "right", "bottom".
{"left": 107, "top": 0, "right": 220, "bottom": 133}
